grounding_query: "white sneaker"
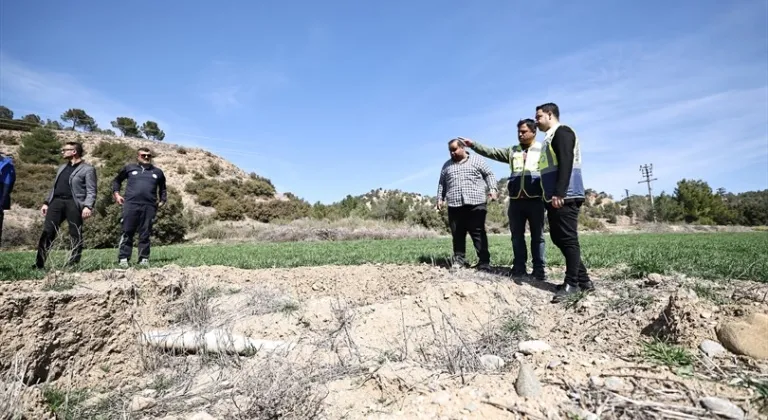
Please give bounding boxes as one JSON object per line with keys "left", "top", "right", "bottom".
{"left": 138, "top": 259, "right": 149, "bottom": 266}
{"left": 118, "top": 259, "right": 129, "bottom": 268}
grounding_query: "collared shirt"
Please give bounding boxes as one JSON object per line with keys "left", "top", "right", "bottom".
{"left": 437, "top": 153, "right": 498, "bottom": 207}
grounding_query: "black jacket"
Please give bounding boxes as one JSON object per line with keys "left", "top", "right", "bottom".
{"left": 112, "top": 163, "right": 167, "bottom": 206}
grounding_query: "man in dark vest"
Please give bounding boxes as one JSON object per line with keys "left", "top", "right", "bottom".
{"left": 459, "top": 118, "right": 547, "bottom": 280}
{"left": 36, "top": 142, "right": 97, "bottom": 268}
{"left": 112, "top": 147, "right": 167, "bottom": 267}
{"left": 535, "top": 102, "right": 594, "bottom": 302}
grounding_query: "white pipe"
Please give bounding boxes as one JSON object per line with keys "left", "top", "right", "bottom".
{"left": 141, "top": 329, "right": 296, "bottom": 355}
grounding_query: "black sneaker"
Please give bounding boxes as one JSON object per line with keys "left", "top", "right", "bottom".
{"left": 475, "top": 263, "right": 492, "bottom": 272}
{"left": 579, "top": 281, "right": 595, "bottom": 292}
{"left": 551, "top": 283, "right": 581, "bottom": 303}
{"left": 511, "top": 266, "right": 527, "bottom": 276}
{"left": 532, "top": 270, "right": 547, "bottom": 281}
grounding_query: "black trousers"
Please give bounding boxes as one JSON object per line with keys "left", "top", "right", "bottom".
{"left": 36, "top": 198, "right": 84, "bottom": 267}
{"left": 0, "top": 210, "right": 4, "bottom": 248}
{"left": 118, "top": 202, "right": 157, "bottom": 261}
{"left": 448, "top": 203, "right": 490, "bottom": 265}
{"left": 546, "top": 200, "right": 590, "bottom": 286}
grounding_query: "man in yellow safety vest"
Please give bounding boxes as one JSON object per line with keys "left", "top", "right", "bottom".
{"left": 458, "top": 118, "right": 547, "bottom": 280}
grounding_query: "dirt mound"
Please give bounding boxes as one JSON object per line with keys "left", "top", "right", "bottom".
{"left": 1, "top": 264, "right": 766, "bottom": 419}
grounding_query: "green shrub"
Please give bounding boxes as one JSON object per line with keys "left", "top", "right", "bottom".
{"left": 248, "top": 198, "right": 311, "bottom": 223}
{"left": 18, "top": 128, "right": 61, "bottom": 164}
{"left": 206, "top": 162, "right": 222, "bottom": 177}
{"left": 12, "top": 163, "right": 57, "bottom": 208}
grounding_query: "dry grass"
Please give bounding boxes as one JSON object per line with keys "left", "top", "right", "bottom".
{"left": 0, "top": 354, "right": 25, "bottom": 420}
{"left": 191, "top": 217, "right": 439, "bottom": 243}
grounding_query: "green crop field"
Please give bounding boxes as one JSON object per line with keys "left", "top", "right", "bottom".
{"left": 0, "top": 232, "right": 766, "bottom": 282}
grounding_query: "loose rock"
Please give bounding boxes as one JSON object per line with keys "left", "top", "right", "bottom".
{"left": 479, "top": 354, "right": 505, "bottom": 371}
{"left": 699, "top": 397, "right": 744, "bottom": 420}
{"left": 518, "top": 340, "right": 551, "bottom": 355}
{"left": 546, "top": 359, "right": 561, "bottom": 369}
{"left": 645, "top": 273, "right": 663, "bottom": 286}
{"left": 715, "top": 313, "right": 768, "bottom": 359}
{"left": 700, "top": 339, "right": 726, "bottom": 358}
{"left": 130, "top": 396, "right": 156, "bottom": 412}
{"left": 515, "top": 362, "right": 541, "bottom": 398}
{"left": 604, "top": 377, "right": 627, "bottom": 392}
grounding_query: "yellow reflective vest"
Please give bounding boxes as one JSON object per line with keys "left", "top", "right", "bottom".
{"left": 508, "top": 142, "right": 543, "bottom": 199}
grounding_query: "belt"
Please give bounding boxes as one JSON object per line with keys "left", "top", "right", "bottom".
{"left": 53, "top": 195, "right": 74, "bottom": 200}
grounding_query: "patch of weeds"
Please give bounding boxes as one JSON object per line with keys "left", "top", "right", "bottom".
{"left": 280, "top": 300, "right": 301, "bottom": 314}
{"left": 608, "top": 288, "right": 656, "bottom": 313}
{"left": 500, "top": 313, "right": 532, "bottom": 340}
{"left": 627, "top": 259, "right": 667, "bottom": 279}
{"left": 742, "top": 376, "right": 768, "bottom": 414}
{"left": 43, "top": 386, "right": 89, "bottom": 420}
{"left": 641, "top": 338, "right": 693, "bottom": 376}
{"left": 562, "top": 291, "right": 588, "bottom": 310}
{"left": 690, "top": 281, "right": 729, "bottom": 305}
{"left": 173, "top": 280, "right": 213, "bottom": 327}
{"left": 150, "top": 373, "right": 176, "bottom": 396}
{"left": 41, "top": 272, "right": 77, "bottom": 292}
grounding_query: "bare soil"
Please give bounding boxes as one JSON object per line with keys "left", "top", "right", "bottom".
{"left": 1, "top": 264, "right": 766, "bottom": 419}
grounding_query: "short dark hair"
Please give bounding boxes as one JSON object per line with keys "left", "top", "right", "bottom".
{"left": 137, "top": 147, "right": 151, "bottom": 154}
{"left": 536, "top": 102, "right": 560, "bottom": 119}
{"left": 448, "top": 138, "right": 466, "bottom": 148}
{"left": 66, "top": 141, "right": 85, "bottom": 157}
{"left": 517, "top": 118, "right": 537, "bottom": 132}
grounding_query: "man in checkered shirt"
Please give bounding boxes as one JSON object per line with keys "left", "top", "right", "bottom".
{"left": 437, "top": 138, "right": 498, "bottom": 270}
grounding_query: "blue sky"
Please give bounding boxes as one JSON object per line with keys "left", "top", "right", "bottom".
{"left": 1, "top": 0, "right": 766, "bottom": 204}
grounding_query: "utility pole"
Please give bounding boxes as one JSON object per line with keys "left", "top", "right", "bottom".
{"left": 638, "top": 164, "right": 658, "bottom": 222}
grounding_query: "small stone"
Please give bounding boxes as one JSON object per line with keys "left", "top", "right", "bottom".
{"left": 479, "top": 354, "right": 505, "bottom": 371}
{"left": 130, "top": 396, "right": 156, "bottom": 412}
{"left": 518, "top": 340, "right": 551, "bottom": 355}
{"left": 604, "top": 377, "right": 627, "bottom": 392}
{"left": 432, "top": 391, "right": 450, "bottom": 406}
{"left": 515, "top": 362, "right": 541, "bottom": 398}
{"left": 716, "top": 313, "right": 768, "bottom": 360}
{"left": 699, "top": 397, "right": 745, "bottom": 420}
{"left": 589, "top": 376, "right": 604, "bottom": 388}
{"left": 700, "top": 310, "right": 713, "bottom": 319}
{"left": 645, "top": 273, "right": 663, "bottom": 286}
{"left": 546, "top": 359, "right": 561, "bottom": 369}
{"left": 464, "top": 402, "right": 478, "bottom": 412}
{"left": 594, "top": 336, "right": 604, "bottom": 344}
{"left": 700, "top": 339, "right": 726, "bottom": 358}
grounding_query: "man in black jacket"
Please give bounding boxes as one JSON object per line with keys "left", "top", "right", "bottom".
{"left": 535, "top": 103, "right": 594, "bottom": 302}
{"left": 36, "top": 142, "right": 97, "bottom": 268}
{"left": 112, "top": 147, "right": 167, "bottom": 266}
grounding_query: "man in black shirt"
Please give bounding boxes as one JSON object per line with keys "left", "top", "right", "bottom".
{"left": 112, "top": 147, "right": 167, "bottom": 266}
{"left": 36, "top": 142, "right": 97, "bottom": 268}
{"left": 535, "top": 103, "right": 594, "bottom": 302}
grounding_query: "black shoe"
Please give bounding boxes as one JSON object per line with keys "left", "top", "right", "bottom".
{"left": 552, "top": 284, "right": 581, "bottom": 303}
{"left": 532, "top": 270, "right": 547, "bottom": 281}
{"left": 511, "top": 266, "right": 527, "bottom": 276}
{"left": 475, "top": 263, "right": 492, "bottom": 272}
{"left": 579, "top": 281, "right": 595, "bottom": 292}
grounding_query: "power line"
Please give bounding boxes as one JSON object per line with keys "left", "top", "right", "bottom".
{"left": 638, "top": 163, "right": 657, "bottom": 223}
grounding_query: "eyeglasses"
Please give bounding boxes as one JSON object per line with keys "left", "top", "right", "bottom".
{"left": 139, "top": 154, "right": 152, "bottom": 158}
{"left": 60, "top": 148, "right": 75, "bottom": 152}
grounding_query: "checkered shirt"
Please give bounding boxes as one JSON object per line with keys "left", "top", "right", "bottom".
{"left": 437, "top": 153, "right": 498, "bottom": 207}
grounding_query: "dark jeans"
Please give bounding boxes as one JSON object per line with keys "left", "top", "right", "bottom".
{"left": 36, "top": 198, "right": 84, "bottom": 268}
{"left": 118, "top": 202, "right": 157, "bottom": 261}
{"left": 448, "top": 203, "right": 490, "bottom": 266}
{"left": 0, "top": 210, "right": 4, "bottom": 248}
{"left": 508, "top": 198, "right": 546, "bottom": 273}
{"left": 546, "top": 200, "right": 590, "bottom": 286}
